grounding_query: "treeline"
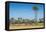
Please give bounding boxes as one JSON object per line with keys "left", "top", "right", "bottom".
{"left": 9, "top": 18, "right": 44, "bottom": 24}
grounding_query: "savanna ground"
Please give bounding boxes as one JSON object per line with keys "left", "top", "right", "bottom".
{"left": 9, "top": 22, "right": 44, "bottom": 29}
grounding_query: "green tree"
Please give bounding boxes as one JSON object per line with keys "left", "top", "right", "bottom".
{"left": 18, "top": 17, "right": 22, "bottom": 24}
{"left": 10, "top": 18, "right": 15, "bottom": 24}
{"left": 32, "top": 6, "right": 39, "bottom": 22}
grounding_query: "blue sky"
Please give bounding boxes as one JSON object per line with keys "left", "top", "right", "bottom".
{"left": 9, "top": 3, "right": 44, "bottom": 20}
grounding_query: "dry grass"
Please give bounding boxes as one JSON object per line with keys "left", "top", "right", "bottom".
{"left": 9, "top": 23, "right": 44, "bottom": 29}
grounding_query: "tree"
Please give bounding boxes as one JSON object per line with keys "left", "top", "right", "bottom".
{"left": 10, "top": 18, "right": 15, "bottom": 24}
{"left": 18, "top": 17, "right": 22, "bottom": 24}
{"left": 32, "top": 6, "right": 39, "bottom": 22}
{"left": 39, "top": 18, "right": 44, "bottom": 23}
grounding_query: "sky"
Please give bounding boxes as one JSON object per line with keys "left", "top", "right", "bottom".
{"left": 9, "top": 3, "right": 44, "bottom": 20}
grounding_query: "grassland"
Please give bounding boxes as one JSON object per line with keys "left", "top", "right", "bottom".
{"left": 9, "top": 23, "right": 44, "bottom": 29}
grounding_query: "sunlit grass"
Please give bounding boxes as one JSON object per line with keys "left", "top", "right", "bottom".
{"left": 9, "top": 22, "right": 44, "bottom": 29}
